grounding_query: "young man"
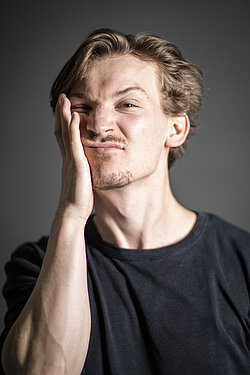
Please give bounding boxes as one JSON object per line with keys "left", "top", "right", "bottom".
{"left": 1, "top": 29, "right": 249, "bottom": 374}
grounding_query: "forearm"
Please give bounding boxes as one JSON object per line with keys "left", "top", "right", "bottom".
{"left": 2, "top": 211, "right": 91, "bottom": 374}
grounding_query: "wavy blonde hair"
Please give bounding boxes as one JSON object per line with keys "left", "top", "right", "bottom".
{"left": 50, "top": 28, "right": 202, "bottom": 168}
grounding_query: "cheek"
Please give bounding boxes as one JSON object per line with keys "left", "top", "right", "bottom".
{"left": 121, "top": 110, "right": 154, "bottom": 134}
{"left": 122, "top": 116, "right": 145, "bottom": 138}
{"left": 125, "top": 112, "right": 166, "bottom": 146}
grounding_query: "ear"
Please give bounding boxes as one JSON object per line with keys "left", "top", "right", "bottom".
{"left": 165, "top": 114, "right": 190, "bottom": 148}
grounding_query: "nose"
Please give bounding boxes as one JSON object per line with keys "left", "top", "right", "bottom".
{"left": 86, "top": 106, "right": 115, "bottom": 135}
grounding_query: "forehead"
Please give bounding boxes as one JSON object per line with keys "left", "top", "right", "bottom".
{"left": 73, "top": 55, "right": 161, "bottom": 99}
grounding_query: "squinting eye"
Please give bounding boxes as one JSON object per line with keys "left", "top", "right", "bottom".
{"left": 122, "top": 103, "right": 137, "bottom": 108}
{"left": 71, "top": 105, "right": 91, "bottom": 113}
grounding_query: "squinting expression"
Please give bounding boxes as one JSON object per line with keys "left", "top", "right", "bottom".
{"left": 69, "top": 55, "right": 170, "bottom": 190}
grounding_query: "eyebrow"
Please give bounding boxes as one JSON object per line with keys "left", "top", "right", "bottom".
{"left": 69, "top": 91, "right": 88, "bottom": 99}
{"left": 112, "top": 86, "right": 149, "bottom": 99}
{"left": 69, "top": 86, "right": 149, "bottom": 100}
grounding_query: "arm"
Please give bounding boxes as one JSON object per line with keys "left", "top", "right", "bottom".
{"left": 2, "top": 94, "right": 93, "bottom": 374}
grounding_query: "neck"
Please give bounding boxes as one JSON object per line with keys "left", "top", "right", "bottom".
{"left": 93, "top": 172, "right": 196, "bottom": 250}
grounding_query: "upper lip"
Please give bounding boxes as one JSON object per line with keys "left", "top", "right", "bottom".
{"left": 83, "top": 141, "right": 124, "bottom": 149}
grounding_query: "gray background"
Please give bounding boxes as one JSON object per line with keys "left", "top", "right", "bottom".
{"left": 0, "top": 0, "right": 249, "bottom": 332}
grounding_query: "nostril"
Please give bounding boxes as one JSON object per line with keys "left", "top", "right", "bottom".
{"left": 87, "top": 120, "right": 115, "bottom": 135}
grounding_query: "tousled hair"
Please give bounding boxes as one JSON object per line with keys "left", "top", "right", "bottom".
{"left": 50, "top": 28, "right": 202, "bottom": 168}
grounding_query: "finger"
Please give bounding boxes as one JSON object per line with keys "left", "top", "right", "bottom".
{"left": 70, "top": 112, "right": 86, "bottom": 166}
{"left": 60, "top": 94, "right": 72, "bottom": 158}
{"left": 54, "top": 96, "right": 65, "bottom": 158}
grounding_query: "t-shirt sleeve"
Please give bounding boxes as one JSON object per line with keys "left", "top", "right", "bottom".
{"left": 0, "top": 236, "right": 48, "bottom": 374}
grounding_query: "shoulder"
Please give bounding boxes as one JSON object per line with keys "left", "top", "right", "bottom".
{"left": 199, "top": 213, "right": 250, "bottom": 314}
{"left": 203, "top": 212, "right": 250, "bottom": 251}
{"left": 3, "top": 236, "right": 49, "bottom": 301}
{"left": 2, "top": 236, "right": 48, "bottom": 331}
{"left": 5, "top": 236, "right": 48, "bottom": 276}
{"left": 201, "top": 212, "right": 250, "bottom": 289}
{"left": 201, "top": 212, "right": 250, "bottom": 266}
{"left": 0, "top": 237, "right": 49, "bottom": 373}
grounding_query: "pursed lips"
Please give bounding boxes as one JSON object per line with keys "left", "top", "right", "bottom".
{"left": 83, "top": 141, "right": 125, "bottom": 152}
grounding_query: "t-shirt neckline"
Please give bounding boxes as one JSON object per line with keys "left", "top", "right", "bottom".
{"left": 85, "top": 212, "right": 208, "bottom": 260}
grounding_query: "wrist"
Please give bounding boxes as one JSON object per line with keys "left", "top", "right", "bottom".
{"left": 55, "top": 204, "right": 91, "bottom": 226}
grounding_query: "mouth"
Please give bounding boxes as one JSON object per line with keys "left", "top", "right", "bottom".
{"left": 83, "top": 141, "right": 124, "bottom": 153}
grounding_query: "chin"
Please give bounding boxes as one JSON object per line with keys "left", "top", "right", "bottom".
{"left": 92, "top": 169, "right": 133, "bottom": 191}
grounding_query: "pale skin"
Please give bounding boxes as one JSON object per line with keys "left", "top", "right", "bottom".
{"left": 2, "top": 55, "right": 196, "bottom": 374}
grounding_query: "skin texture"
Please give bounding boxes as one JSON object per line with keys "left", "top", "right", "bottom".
{"left": 2, "top": 55, "right": 196, "bottom": 374}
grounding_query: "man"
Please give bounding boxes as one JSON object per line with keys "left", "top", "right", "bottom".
{"left": 0, "top": 29, "right": 249, "bottom": 374}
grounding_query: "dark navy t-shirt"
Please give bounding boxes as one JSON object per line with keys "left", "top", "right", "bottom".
{"left": 0, "top": 213, "right": 249, "bottom": 374}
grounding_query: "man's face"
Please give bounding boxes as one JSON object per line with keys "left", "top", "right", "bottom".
{"left": 69, "top": 55, "right": 171, "bottom": 190}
